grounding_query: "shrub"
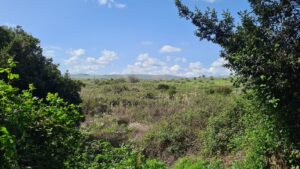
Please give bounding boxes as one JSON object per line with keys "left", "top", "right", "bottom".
{"left": 201, "top": 98, "right": 247, "bottom": 157}
{"left": 0, "top": 127, "right": 19, "bottom": 169}
{"left": 168, "top": 86, "right": 177, "bottom": 99}
{"left": 144, "top": 92, "right": 156, "bottom": 99}
{"left": 157, "top": 84, "right": 170, "bottom": 90}
{"left": 143, "top": 111, "right": 207, "bottom": 164}
{"left": 206, "top": 86, "right": 233, "bottom": 95}
{"left": 0, "top": 83, "right": 83, "bottom": 168}
{"left": 81, "top": 115, "right": 129, "bottom": 146}
{"left": 143, "top": 120, "right": 193, "bottom": 164}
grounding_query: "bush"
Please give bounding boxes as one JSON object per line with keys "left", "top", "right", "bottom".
{"left": 201, "top": 98, "right": 247, "bottom": 157}
{"left": 168, "top": 86, "right": 177, "bottom": 99}
{"left": 0, "top": 83, "right": 83, "bottom": 168}
{"left": 144, "top": 92, "right": 156, "bottom": 99}
{"left": 157, "top": 84, "right": 170, "bottom": 90}
{"left": 201, "top": 94, "right": 300, "bottom": 168}
{"left": 143, "top": 111, "right": 207, "bottom": 164}
{"left": 0, "top": 127, "right": 19, "bottom": 168}
{"left": 206, "top": 86, "right": 233, "bottom": 95}
{"left": 81, "top": 115, "right": 129, "bottom": 146}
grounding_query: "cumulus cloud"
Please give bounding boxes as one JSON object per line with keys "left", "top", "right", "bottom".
{"left": 160, "top": 45, "right": 182, "bottom": 53}
{"left": 170, "top": 64, "right": 181, "bottom": 73}
{"left": 98, "top": 0, "right": 126, "bottom": 8}
{"left": 124, "top": 53, "right": 166, "bottom": 74}
{"left": 86, "top": 50, "right": 118, "bottom": 65}
{"left": 207, "top": 58, "right": 231, "bottom": 76}
{"left": 124, "top": 53, "right": 186, "bottom": 75}
{"left": 123, "top": 54, "right": 231, "bottom": 77}
{"left": 186, "top": 62, "right": 205, "bottom": 76}
{"left": 65, "top": 49, "right": 118, "bottom": 74}
{"left": 65, "top": 48, "right": 86, "bottom": 65}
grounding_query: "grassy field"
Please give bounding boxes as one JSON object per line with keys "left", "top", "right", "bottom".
{"left": 79, "top": 77, "right": 238, "bottom": 166}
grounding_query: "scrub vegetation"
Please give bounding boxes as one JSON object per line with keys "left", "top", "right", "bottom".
{"left": 1, "top": 0, "right": 300, "bottom": 168}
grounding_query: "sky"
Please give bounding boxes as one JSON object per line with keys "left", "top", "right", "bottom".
{"left": 0, "top": 0, "right": 250, "bottom": 77}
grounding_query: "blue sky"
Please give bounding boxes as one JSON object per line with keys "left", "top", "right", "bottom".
{"left": 0, "top": 0, "right": 250, "bottom": 77}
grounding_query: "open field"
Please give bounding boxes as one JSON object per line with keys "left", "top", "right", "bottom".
{"left": 80, "top": 77, "right": 238, "bottom": 166}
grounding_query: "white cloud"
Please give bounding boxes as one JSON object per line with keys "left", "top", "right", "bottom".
{"left": 170, "top": 64, "right": 181, "bottom": 73}
{"left": 184, "top": 62, "right": 205, "bottom": 77}
{"left": 123, "top": 54, "right": 231, "bottom": 77}
{"left": 87, "top": 50, "right": 118, "bottom": 65}
{"left": 65, "top": 49, "right": 118, "bottom": 74}
{"left": 65, "top": 48, "right": 86, "bottom": 65}
{"left": 160, "top": 45, "right": 182, "bottom": 53}
{"left": 68, "top": 48, "right": 86, "bottom": 57}
{"left": 123, "top": 53, "right": 169, "bottom": 75}
{"left": 207, "top": 58, "right": 231, "bottom": 76}
{"left": 98, "top": 0, "right": 126, "bottom": 8}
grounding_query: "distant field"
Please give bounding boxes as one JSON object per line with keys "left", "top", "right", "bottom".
{"left": 71, "top": 74, "right": 184, "bottom": 80}
{"left": 79, "top": 77, "right": 238, "bottom": 166}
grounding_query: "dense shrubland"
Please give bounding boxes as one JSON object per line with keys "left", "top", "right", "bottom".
{"left": 80, "top": 77, "right": 236, "bottom": 166}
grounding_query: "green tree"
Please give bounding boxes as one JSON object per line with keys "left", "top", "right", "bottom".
{"left": 0, "top": 26, "right": 83, "bottom": 104}
{"left": 175, "top": 0, "right": 300, "bottom": 138}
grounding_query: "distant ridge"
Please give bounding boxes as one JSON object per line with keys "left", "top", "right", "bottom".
{"left": 70, "top": 74, "right": 184, "bottom": 80}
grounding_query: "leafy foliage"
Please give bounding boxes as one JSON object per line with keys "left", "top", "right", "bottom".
{"left": 176, "top": 0, "right": 300, "bottom": 167}
{"left": 0, "top": 70, "right": 83, "bottom": 168}
{"left": 66, "top": 140, "right": 165, "bottom": 169}
{"left": 0, "top": 26, "right": 83, "bottom": 104}
{"left": 0, "top": 61, "right": 165, "bottom": 169}
{"left": 176, "top": 0, "right": 300, "bottom": 138}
